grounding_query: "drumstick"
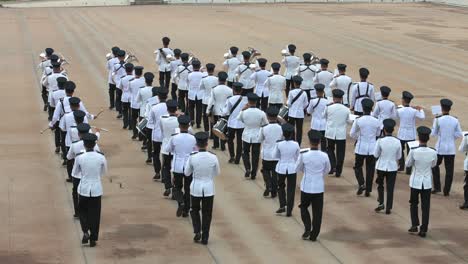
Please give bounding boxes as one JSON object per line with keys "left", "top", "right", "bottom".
{"left": 94, "top": 109, "right": 104, "bottom": 119}
{"left": 40, "top": 127, "right": 51, "bottom": 134}
{"left": 91, "top": 126, "right": 109, "bottom": 132}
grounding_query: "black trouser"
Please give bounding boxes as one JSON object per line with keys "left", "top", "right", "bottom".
{"left": 256, "top": 96, "right": 268, "bottom": 112}
{"left": 376, "top": 170, "right": 397, "bottom": 209}
{"left": 464, "top": 171, "right": 468, "bottom": 203}
{"left": 72, "top": 177, "right": 80, "bottom": 216}
{"left": 269, "top": 103, "right": 283, "bottom": 110}
{"left": 409, "top": 187, "right": 431, "bottom": 232}
{"left": 262, "top": 160, "right": 278, "bottom": 195}
{"left": 171, "top": 83, "right": 178, "bottom": 101}
{"left": 178, "top": 90, "right": 188, "bottom": 113}
{"left": 162, "top": 154, "right": 173, "bottom": 190}
{"left": 115, "top": 89, "right": 123, "bottom": 114}
{"left": 300, "top": 192, "right": 323, "bottom": 238}
{"left": 66, "top": 158, "right": 74, "bottom": 180}
{"left": 285, "top": 79, "right": 292, "bottom": 97}
{"left": 354, "top": 154, "right": 376, "bottom": 193}
{"left": 191, "top": 195, "right": 214, "bottom": 242}
{"left": 288, "top": 117, "right": 304, "bottom": 146}
{"left": 159, "top": 71, "right": 171, "bottom": 89}
{"left": 48, "top": 106, "right": 55, "bottom": 121}
{"left": 327, "top": 139, "right": 346, "bottom": 175}
{"left": 227, "top": 127, "right": 243, "bottom": 162}
{"left": 242, "top": 88, "right": 254, "bottom": 96}
{"left": 108, "top": 83, "right": 116, "bottom": 108}
{"left": 202, "top": 104, "right": 210, "bottom": 132}
{"left": 189, "top": 98, "right": 203, "bottom": 127}
{"left": 54, "top": 125, "right": 61, "bottom": 148}
{"left": 316, "top": 130, "right": 326, "bottom": 151}
{"left": 432, "top": 155, "right": 455, "bottom": 194}
{"left": 174, "top": 173, "right": 192, "bottom": 213}
{"left": 399, "top": 140, "right": 412, "bottom": 174}
{"left": 153, "top": 141, "right": 162, "bottom": 174}
{"left": 212, "top": 115, "right": 226, "bottom": 149}
{"left": 278, "top": 173, "right": 297, "bottom": 214}
{"left": 242, "top": 142, "right": 261, "bottom": 177}
{"left": 304, "top": 89, "right": 312, "bottom": 102}
{"left": 130, "top": 108, "right": 140, "bottom": 138}
{"left": 144, "top": 128, "right": 153, "bottom": 161}
{"left": 122, "top": 102, "right": 131, "bottom": 128}
{"left": 60, "top": 131, "right": 67, "bottom": 161}
{"left": 79, "top": 195, "right": 101, "bottom": 241}
{"left": 41, "top": 85, "right": 48, "bottom": 107}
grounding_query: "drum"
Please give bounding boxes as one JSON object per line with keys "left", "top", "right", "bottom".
{"left": 277, "top": 106, "right": 289, "bottom": 123}
{"left": 137, "top": 118, "right": 148, "bottom": 134}
{"left": 212, "top": 118, "right": 228, "bottom": 141}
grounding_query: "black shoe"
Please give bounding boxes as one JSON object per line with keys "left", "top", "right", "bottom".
{"left": 251, "top": 175, "right": 256, "bottom": 180}
{"left": 459, "top": 203, "right": 468, "bottom": 210}
{"left": 196, "top": 125, "right": 201, "bottom": 129}
{"left": 123, "top": 126, "right": 128, "bottom": 130}
{"left": 141, "top": 145, "right": 148, "bottom": 150}
{"left": 286, "top": 212, "right": 292, "bottom": 217}
{"left": 228, "top": 158, "right": 235, "bottom": 164}
{"left": 271, "top": 192, "right": 277, "bottom": 198}
{"left": 182, "top": 212, "right": 189, "bottom": 218}
{"left": 66, "top": 178, "right": 72, "bottom": 183}
{"left": 193, "top": 233, "right": 202, "bottom": 242}
{"left": 109, "top": 106, "right": 114, "bottom": 110}
{"left": 418, "top": 231, "right": 426, "bottom": 238}
{"left": 201, "top": 240, "right": 208, "bottom": 245}
{"left": 309, "top": 236, "right": 317, "bottom": 242}
{"left": 234, "top": 160, "right": 240, "bottom": 165}
{"left": 356, "top": 185, "right": 365, "bottom": 195}
{"left": 153, "top": 173, "right": 161, "bottom": 181}
{"left": 443, "top": 192, "right": 449, "bottom": 197}
{"left": 82, "top": 233, "right": 90, "bottom": 244}
{"left": 385, "top": 209, "right": 391, "bottom": 215}
{"left": 263, "top": 189, "right": 270, "bottom": 197}
{"left": 328, "top": 168, "right": 336, "bottom": 175}
{"left": 55, "top": 147, "right": 60, "bottom": 154}
{"left": 62, "top": 160, "right": 67, "bottom": 166}
{"left": 131, "top": 135, "right": 138, "bottom": 140}
{"left": 335, "top": 172, "right": 341, "bottom": 177}
{"left": 431, "top": 189, "right": 441, "bottom": 194}
{"left": 408, "top": 226, "right": 418, "bottom": 233}
{"left": 276, "top": 207, "right": 286, "bottom": 214}
{"left": 163, "top": 189, "right": 171, "bottom": 197}
{"left": 90, "top": 240, "right": 97, "bottom": 247}
{"left": 43, "top": 105, "right": 48, "bottom": 111}
{"left": 176, "top": 206, "right": 183, "bottom": 217}
{"left": 375, "top": 204, "right": 385, "bottom": 212}
{"left": 244, "top": 170, "right": 251, "bottom": 178}
{"left": 145, "top": 158, "right": 152, "bottom": 164}
{"left": 73, "top": 214, "right": 79, "bottom": 219}
{"left": 365, "top": 192, "right": 370, "bottom": 197}
{"left": 116, "top": 114, "right": 123, "bottom": 119}
{"left": 302, "top": 231, "right": 311, "bottom": 240}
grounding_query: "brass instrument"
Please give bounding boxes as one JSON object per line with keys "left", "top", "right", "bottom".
{"left": 188, "top": 52, "right": 198, "bottom": 64}
{"left": 124, "top": 51, "right": 139, "bottom": 64}
{"left": 106, "top": 52, "right": 114, "bottom": 61}
{"left": 39, "top": 52, "right": 47, "bottom": 61}
{"left": 154, "top": 48, "right": 173, "bottom": 63}
{"left": 56, "top": 53, "right": 70, "bottom": 66}
{"left": 281, "top": 45, "right": 290, "bottom": 56}
{"left": 223, "top": 50, "right": 233, "bottom": 59}
{"left": 247, "top": 47, "right": 261, "bottom": 63}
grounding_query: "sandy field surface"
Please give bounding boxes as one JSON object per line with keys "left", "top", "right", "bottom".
{"left": 1, "top": 3, "right": 468, "bottom": 264}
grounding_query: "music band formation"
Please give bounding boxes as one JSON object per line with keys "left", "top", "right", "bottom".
{"left": 38, "top": 37, "right": 468, "bottom": 246}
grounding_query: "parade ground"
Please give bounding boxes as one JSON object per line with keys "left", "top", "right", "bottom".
{"left": 1, "top": 2, "right": 468, "bottom": 263}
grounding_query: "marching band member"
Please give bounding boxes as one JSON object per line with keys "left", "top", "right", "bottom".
{"left": 119, "top": 63, "right": 135, "bottom": 130}
{"left": 324, "top": 89, "right": 351, "bottom": 177}
{"left": 372, "top": 86, "right": 397, "bottom": 122}
{"left": 164, "top": 115, "right": 196, "bottom": 217}
{"left": 406, "top": 126, "right": 437, "bottom": 238}
{"left": 160, "top": 100, "right": 180, "bottom": 197}
{"left": 200, "top": 63, "right": 218, "bottom": 133}
{"left": 287, "top": 76, "right": 309, "bottom": 146}
{"left": 238, "top": 93, "right": 268, "bottom": 179}
{"left": 43, "top": 61, "right": 68, "bottom": 120}
{"left": 148, "top": 88, "right": 169, "bottom": 181}
{"left": 50, "top": 77, "right": 68, "bottom": 152}
{"left": 187, "top": 60, "right": 205, "bottom": 128}
{"left": 113, "top": 49, "right": 128, "bottom": 119}
{"left": 156, "top": 37, "right": 174, "bottom": 89}
{"left": 73, "top": 133, "right": 107, "bottom": 247}
{"left": 259, "top": 107, "right": 283, "bottom": 198}
{"left": 397, "top": 91, "right": 425, "bottom": 175}
{"left": 374, "top": 119, "right": 401, "bottom": 214}
{"left": 207, "top": 72, "right": 232, "bottom": 150}
{"left": 136, "top": 73, "right": 155, "bottom": 152}
{"left": 459, "top": 132, "right": 468, "bottom": 209}
{"left": 250, "top": 58, "right": 270, "bottom": 111}
{"left": 129, "top": 66, "right": 145, "bottom": 140}
{"left": 66, "top": 110, "right": 88, "bottom": 181}
{"left": 329, "top": 64, "right": 352, "bottom": 106}
{"left": 297, "top": 130, "right": 330, "bottom": 241}
{"left": 174, "top": 53, "right": 192, "bottom": 112}
{"left": 265, "top": 62, "right": 286, "bottom": 109}
{"left": 313, "top": 59, "right": 333, "bottom": 98}
{"left": 350, "top": 68, "right": 374, "bottom": 116}
{"left": 39, "top": 48, "right": 54, "bottom": 111}
{"left": 106, "top": 46, "right": 120, "bottom": 110}
{"left": 185, "top": 132, "right": 220, "bottom": 245}
{"left": 431, "top": 99, "right": 463, "bottom": 196}
{"left": 223, "top": 46, "right": 241, "bottom": 87}
{"left": 306, "top": 84, "right": 328, "bottom": 151}
{"left": 235, "top": 51, "right": 256, "bottom": 95}
{"left": 350, "top": 99, "right": 382, "bottom": 197}
{"left": 170, "top": 48, "right": 182, "bottom": 101}
{"left": 142, "top": 87, "right": 160, "bottom": 163}
{"left": 67, "top": 123, "right": 101, "bottom": 218}
{"left": 274, "top": 123, "right": 300, "bottom": 217}
{"left": 282, "top": 44, "right": 300, "bottom": 97}
{"left": 224, "top": 82, "right": 247, "bottom": 164}
{"left": 297, "top": 53, "right": 318, "bottom": 101}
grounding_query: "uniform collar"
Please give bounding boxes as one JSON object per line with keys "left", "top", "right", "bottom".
{"left": 198, "top": 149, "right": 207, "bottom": 152}
{"left": 86, "top": 149, "right": 94, "bottom": 153}
{"left": 180, "top": 131, "right": 188, "bottom": 133}
{"left": 419, "top": 144, "right": 427, "bottom": 147}
{"left": 310, "top": 147, "right": 319, "bottom": 151}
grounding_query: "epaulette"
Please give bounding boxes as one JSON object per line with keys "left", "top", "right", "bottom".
{"left": 161, "top": 115, "right": 169, "bottom": 118}
{"left": 202, "top": 76, "right": 208, "bottom": 79}
{"left": 268, "top": 74, "right": 273, "bottom": 77}
{"left": 72, "top": 140, "right": 80, "bottom": 144}
{"left": 190, "top": 151, "right": 199, "bottom": 155}
{"left": 261, "top": 124, "right": 268, "bottom": 127}
{"left": 208, "top": 151, "right": 216, "bottom": 155}
{"left": 300, "top": 148, "right": 309, "bottom": 153}
{"left": 435, "top": 115, "right": 442, "bottom": 118}
{"left": 410, "top": 146, "right": 420, "bottom": 150}
{"left": 129, "top": 78, "right": 135, "bottom": 82}
{"left": 327, "top": 70, "right": 333, "bottom": 74}
{"left": 120, "top": 75, "right": 126, "bottom": 79}
{"left": 139, "top": 85, "right": 146, "bottom": 88}
{"left": 47, "top": 72, "right": 52, "bottom": 76}
{"left": 97, "top": 151, "right": 105, "bottom": 156}
{"left": 464, "top": 133, "right": 468, "bottom": 136}
{"left": 327, "top": 102, "right": 334, "bottom": 106}
{"left": 377, "top": 99, "right": 382, "bottom": 102}
{"left": 429, "top": 147, "right": 436, "bottom": 151}
{"left": 76, "top": 152, "right": 85, "bottom": 156}
{"left": 276, "top": 139, "right": 284, "bottom": 143}
{"left": 171, "top": 133, "right": 178, "bottom": 136}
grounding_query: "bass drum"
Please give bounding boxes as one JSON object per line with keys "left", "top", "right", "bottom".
{"left": 212, "top": 118, "right": 228, "bottom": 141}
{"left": 137, "top": 118, "right": 148, "bottom": 134}
{"left": 277, "top": 105, "right": 289, "bottom": 123}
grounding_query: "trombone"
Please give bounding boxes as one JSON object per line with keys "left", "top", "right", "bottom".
{"left": 124, "top": 51, "right": 139, "bottom": 64}
{"left": 247, "top": 47, "right": 261, "bottom": 63}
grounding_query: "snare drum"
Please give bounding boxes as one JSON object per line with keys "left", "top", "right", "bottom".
{"left": 277, "top": 106, "right": 289, "bottom": 123}
{"left": 212, "top": 118, "right": 228, "bottom": 141}
{"left": 137, "top": 118, "right": 148, "bottom": 134}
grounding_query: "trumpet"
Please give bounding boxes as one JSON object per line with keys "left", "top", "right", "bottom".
{"left": 155, "top": 48, "right": 172, "bottom": 63}
{"left": 125, "top": 51, "right": 139, "bottom": 64}
{"left": 188, "top": 52, "right": 198, "bottom": 64}
{"left": 56, "top": 53, "right": 70, "bottom": 66}
{"left": 247, "top": 47, "right": 261, "bottom": 63}
{"left": 308, "top": 51, "right": 320, "bottom": 64}
{"left": 224, "top": 50, "right": 233, "bottom": 59}
{"left": 39, "top": 52, "right": 47, "bottom": 61}
{"left": 106, "top": 52, "right": 114, "bottom": 61}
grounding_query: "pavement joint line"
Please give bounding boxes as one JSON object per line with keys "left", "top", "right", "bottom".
{"left": 18, "top": 9, "right": 89, "bottom": 264}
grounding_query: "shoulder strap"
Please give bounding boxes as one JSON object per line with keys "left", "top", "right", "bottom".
{"left": 240, "top": 64, "right": 250, "bottom": 75}
{"left": 312, "top": 98, "right": 322, "bottom": 110}
{"left": 230, "top": 96, "right": 243, "bottom": 115}
{"left": 291, "top": 90, "right": 304, "bottom": 106}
